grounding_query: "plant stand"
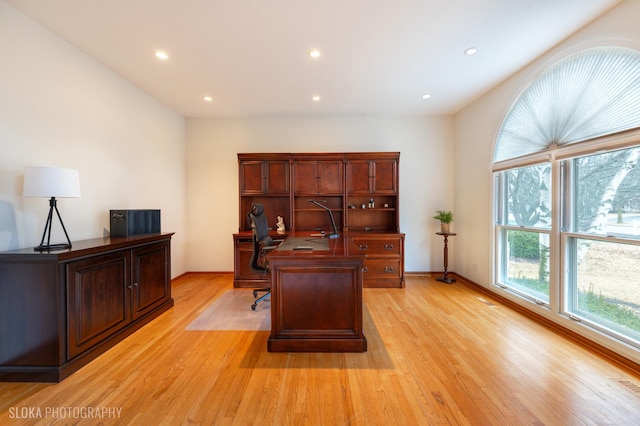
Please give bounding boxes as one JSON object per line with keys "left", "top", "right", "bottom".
{"left": 435, "top": 232, "right": 456, "bottom": 284}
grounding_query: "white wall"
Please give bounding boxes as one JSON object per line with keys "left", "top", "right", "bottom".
{"left": 185, "top": 115, "right": 455, "bottom": 272}
{"left": 0, "top": 2, "right": 188, "bottom": 276}
{"left": 453, "top": 0, "right": 640, "bottom": 360}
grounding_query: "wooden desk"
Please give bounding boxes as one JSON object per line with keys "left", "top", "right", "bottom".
{"left": 266, "top": 233, "right": 367, "bottom": 352}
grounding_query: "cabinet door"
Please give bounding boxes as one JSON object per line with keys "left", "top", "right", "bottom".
{"left": 239, "top": 161, "right": 265, "bottom": 194}
{"left": 347, "top": 160, "right": 372, "bottom": 193}
{"left": 265, "top": 161, "right": 290, "bottom": 194}
{"left": 318, "top": 161, "right": 343, "bottom": 194}
{"left": 293, "top": 161, "right": 318, "bottom": 194}
{"left": 347, "top": 159, "right": 397, "bottom": 194}
{"left": 131, "top": 241, "right": 171, "bottom": 320}
{"left": 295, "top": 161, "right": 343, "bottom": 194}
{"left": 372, "top": 159, "right": 397, "bottom": 194}
{"left": 67, "top": 251, "right": 130, "bottom": 359}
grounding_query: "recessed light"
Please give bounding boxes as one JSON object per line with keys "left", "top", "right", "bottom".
{"left": 464, "top": 47, "right": 478, "bottom": 56}
{"left": 308, "top": 49, "right": 320, "bottom": 59}
{"left": 203, "top": 96, "right": 213, "bottom": 102}
{"left": 312, "top": 95, "right": 321, "bottom": 101}
{"left": 422, "top": 94, "right": 432, "bottom": 99}
{"left": 155, "top": 50, "right": 169, "bottom": 60}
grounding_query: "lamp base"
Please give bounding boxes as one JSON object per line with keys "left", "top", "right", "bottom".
{"left": 34, "top": 243, "right": 72, "bottom": 252}
{"left": 35, "top": 197, "right": 73, "bottom": 252}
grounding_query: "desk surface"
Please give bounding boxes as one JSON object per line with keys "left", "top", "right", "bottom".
{"left": 274, "top": 236, "right": 329, "bottom": 251}
{"left": 268, "top": 232, "right": 360, "bottom": 259}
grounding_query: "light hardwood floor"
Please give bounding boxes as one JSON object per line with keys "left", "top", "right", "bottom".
{"left": 2, "top": 274, "right": 640, "bottom": 425}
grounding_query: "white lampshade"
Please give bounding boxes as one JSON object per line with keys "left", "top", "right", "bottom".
{"left": 23, "top": 167, "right": 81, "bottom": 198}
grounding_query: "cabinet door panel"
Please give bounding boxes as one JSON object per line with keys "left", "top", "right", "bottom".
{"left": 266, "top": 161, "right": 290, "bottom": 194}
{"left": 372, "top": 159, "right": 397, "bottom": 194}
{"left": 347, "top": 160, "right": 372, "bottom": 193}
{"left": 131, "top": 241, "right": 170, "bottom": 320}
{"left": 67, "top": 251, "right": 129, "bottom": 359}
{"left": 240, "top": 161, "right": 265, "bottom": 194}
{"left": 293, "top": 162, "right": 318, "bottom": 194}
{"left": 318, "top": 161, "right": 343, "bottom": 194}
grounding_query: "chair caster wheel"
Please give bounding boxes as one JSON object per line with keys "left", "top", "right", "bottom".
{"left": 251, "top": 303, "right": 257, "bottom": 311}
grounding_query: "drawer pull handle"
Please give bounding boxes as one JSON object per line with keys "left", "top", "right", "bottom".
{"left": 358, "top": 244, "right": 368, "bottom": 251}
{"left": 384, "top": 244, "right": 394, "bottom": 250}
{"left": 384, "top": 266, "right": 394, "bottom": 273}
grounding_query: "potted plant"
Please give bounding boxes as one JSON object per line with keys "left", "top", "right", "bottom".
{"left": 433, "top": 210, "right": 453, "bottom": 233}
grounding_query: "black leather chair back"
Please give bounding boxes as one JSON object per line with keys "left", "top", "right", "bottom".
{"left": 249, "top": 203, "right": 272, "bottom": 272}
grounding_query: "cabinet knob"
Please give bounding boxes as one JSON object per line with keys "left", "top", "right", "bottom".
{"left": 358, "top": 244, "right": 368, "bottom": 251}
{"left": 362, "top": 266, "right": 368, "bottom": 273}
{"left": 384, "top": 266, "right": 394, "bottom": 273}
{"left": 384, "top": 244, "right": 394, "bottom": 250}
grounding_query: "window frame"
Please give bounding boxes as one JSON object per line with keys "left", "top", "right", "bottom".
{"left": 493, "top": 161, "right": 553, "bottom": 307}
{"left": 558, "top": 146, "right": 640, "bottom": 347}
{"left": 493, "top": 136, "right": 640, "bottom": 350}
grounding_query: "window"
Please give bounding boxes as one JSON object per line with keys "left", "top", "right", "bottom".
{"left": 493, "top": 46, "right": 640, "bottom": 350}
{"left": 495, "top": 163, "right": 551, "bottom": 303}
{"left": 563, "top": 147, "right": 640, "bottom": 344}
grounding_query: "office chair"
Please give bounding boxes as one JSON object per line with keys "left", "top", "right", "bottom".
{"left": 248, "top": 203, "right": 282, "bottom": 310}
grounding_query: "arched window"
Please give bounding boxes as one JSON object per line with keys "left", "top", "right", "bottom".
{"left": 492, "top": 46, "right": 640, "bottom": 351}
{"left": 494, "top": 46, "right": 640, "bottom": 163}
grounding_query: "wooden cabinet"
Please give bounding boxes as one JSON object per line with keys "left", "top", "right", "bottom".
{"left": 351, "top": 234, "right": 405, "bottom": 288}
{"left": 238, "top": 155, "right": 291, "bottom": 233}
{"left": 347, "top": 157, "right": 397, "bottom": 194}
{"left": 345, "top": 154, "right": 399, "bottom": 233}
{"left": 240, "top": 160, "right": 289, "bottom": 195}
{"left": 0, "top": 234, "right": 173, "bottom": 382}
{"left": 236, "top": 152, "right": 403, "bottom": 288}
{"left": 292, "top": 157, "right": 344, "bottom": 231}
{"left": 233, "top": 231, "right": 287, "bottom": 288}
{"left": 293, "top": 160, "right": 343, "bottom": 195}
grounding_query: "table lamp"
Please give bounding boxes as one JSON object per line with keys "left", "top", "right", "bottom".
{"left": 23, "top": 167, "right": 81, "bottom": 251}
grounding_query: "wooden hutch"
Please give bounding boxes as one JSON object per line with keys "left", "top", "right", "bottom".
{"left": 233, "top": 152, "right": 404, "bottom": 288}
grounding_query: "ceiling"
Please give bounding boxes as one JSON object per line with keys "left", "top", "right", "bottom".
{"left": 6, "top": 0, "right": 621, "bottom": 117}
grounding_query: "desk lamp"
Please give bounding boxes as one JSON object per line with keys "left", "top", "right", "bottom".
{"left": 23, "top": 167, "right": 80, "bottom": 251}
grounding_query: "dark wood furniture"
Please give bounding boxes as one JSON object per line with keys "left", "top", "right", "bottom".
{"left": 235, "top": 152, "right": 404, "bottom": 288}
{"left": 435, "top": 232, "right": 456, "bottom": 284}
{"left": 266, "top": 232, "right": 366, "bottom": 352}
{"left": 0, "top": 233, "right": 173, "bottom": 382}
{"left": 233, "top": 231, "right": 288, "bottom": 288}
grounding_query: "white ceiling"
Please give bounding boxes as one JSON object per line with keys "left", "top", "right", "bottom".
{"left": 6, "top": 0, "right": 621, "bottom": 117}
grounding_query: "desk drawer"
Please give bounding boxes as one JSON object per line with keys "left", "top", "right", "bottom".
{"left": 352, "top": 237, "right": 402, "bottom": 255}
{"left": 363, "top": 259, "right": 401, "bottom": 278}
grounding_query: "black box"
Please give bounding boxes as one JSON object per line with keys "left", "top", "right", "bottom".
{"left": 110, "top": 209, "right": 161, "bottom": 237}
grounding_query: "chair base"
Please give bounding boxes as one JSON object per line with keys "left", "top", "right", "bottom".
{"left": 251, "top": 288, "right": 270, "bottom": 310}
